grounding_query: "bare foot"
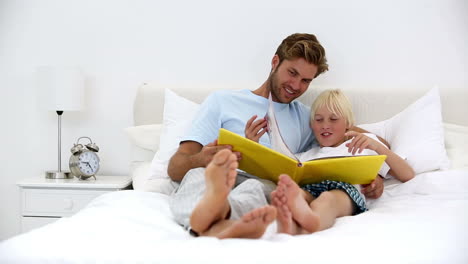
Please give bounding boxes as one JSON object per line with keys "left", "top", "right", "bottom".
{"left": 216, "top": 205, "right": 277, "bottom": 239}
{"left": 190, "top": 149, "right": 238, "bottom": 234}
{"left": 271, "top": 189, "right": 294, "bottom": 234}
{"left": 278, "top": 174, "right": 320, "bottom": 233}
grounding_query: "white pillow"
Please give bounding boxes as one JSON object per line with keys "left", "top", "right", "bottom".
{"left": 149, "top": 88, "right": 200, "bottom": 179}
{"left": 359, "top": 87, "right": 450, "bottom": 174}
{"left": 131, "top": 161, "right": 179, "bottom": 194}
{"left": 444, "top": 123, "right": 468, "bottom": 170}
{"left": 124, "top": 124, "right": 162, "bottom": 152}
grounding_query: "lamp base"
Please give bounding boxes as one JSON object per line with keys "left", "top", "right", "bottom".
{"left": 45, "top": 171, "right": 72, "bottom": 179}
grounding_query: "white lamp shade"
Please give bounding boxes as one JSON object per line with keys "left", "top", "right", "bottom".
{"left": 36, "top": 66, "right": 85, "bottom": 111}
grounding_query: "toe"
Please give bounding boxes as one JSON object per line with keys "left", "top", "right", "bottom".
{"left": 212, "top": 149, "right": 232, "bottom": 165}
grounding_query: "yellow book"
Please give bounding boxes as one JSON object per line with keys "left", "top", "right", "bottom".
{"left": 217, "top": 128, "right": 387, "bottom": 185}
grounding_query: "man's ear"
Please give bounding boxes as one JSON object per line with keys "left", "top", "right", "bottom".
{"left": 271, "top": 55, "right": 280, "bottom": 72}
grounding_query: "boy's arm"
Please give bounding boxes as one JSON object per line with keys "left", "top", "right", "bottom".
{"left": 360, "top": 176, "right": 384, "bottom": 199}
{"left": 345, "top": 131, "right": 415, "bottom": 183}
{"left": 351, "top": 126, "right": 390, "bottom": 148}
{"left": 373, "top": 146, "right": 415, "bottom": 182}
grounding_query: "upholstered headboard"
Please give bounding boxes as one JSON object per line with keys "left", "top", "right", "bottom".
{"left": 133, "top": 83, "right": 468, "bottom": 126}
{"left": 128, "top": 82, "right": 468, "bottom": 192}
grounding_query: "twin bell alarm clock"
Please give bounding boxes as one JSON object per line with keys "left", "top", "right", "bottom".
{"left": 69, "top": 136, "right": 100, "bottom": 180}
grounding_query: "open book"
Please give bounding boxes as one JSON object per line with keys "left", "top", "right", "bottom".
{"left": 218, "top": 128, "right": 387, "bottom": 185}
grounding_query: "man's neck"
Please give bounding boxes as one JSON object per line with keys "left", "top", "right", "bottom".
{"left": 252, "top": 80, "right": 269, "bottom": 99}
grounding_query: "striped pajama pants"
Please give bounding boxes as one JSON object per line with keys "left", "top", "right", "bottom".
{"left": 169, "top": 168, "right": 276, "bottom": 229}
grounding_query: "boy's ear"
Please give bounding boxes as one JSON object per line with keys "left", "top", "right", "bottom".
{"left": 346, "top": 121, "right": 353, "bottom": 131}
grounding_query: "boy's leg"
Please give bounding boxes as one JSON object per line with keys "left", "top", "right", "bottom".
{"left": 308, "top": 189, "right": 354, "bottom": 231}
{"left": 277, "top": 174, "right": 354, "bottom": 233}
{"left": 276, "top": 174, "right": 320, "bottom": 233}
{"left": 271, "top": 189, "right": 298, "bottom": 235}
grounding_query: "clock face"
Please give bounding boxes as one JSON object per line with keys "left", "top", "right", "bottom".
{"left": 77, "top": 151, "right": 100, "bottom": 176}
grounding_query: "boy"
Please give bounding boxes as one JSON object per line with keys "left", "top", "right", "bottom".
{"left": 250, "top": 89, "right": 415, "bottom": 234}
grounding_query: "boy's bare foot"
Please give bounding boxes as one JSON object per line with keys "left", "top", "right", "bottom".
{"left": 190, "top": 149, "right": 238, "bottom": 234}
{"left": 271, "top": 189, "right": 294, "bottom": 234}
{"left": 216, "top": 205, "right": 277, "bottom": 239}
{"left": 278, "top": 174, "right": 320, "bottom": 233}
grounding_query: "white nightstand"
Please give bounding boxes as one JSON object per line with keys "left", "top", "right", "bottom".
{"left": 17, "top": 175, "right": 132, "bottom": 233}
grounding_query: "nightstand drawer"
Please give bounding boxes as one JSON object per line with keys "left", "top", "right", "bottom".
{"left": 17, "top": 176, "right": 132, "bottom": 233}
{"left": 22, "top": 216, "right": 59, "bottom": 233}
{"left": 22, "top": 189, "right": 108, "bottom": 217}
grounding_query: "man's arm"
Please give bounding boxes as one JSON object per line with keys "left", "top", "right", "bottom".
{"left": 167, "top": 140, "right": 236, "bottom": 182}
{"left": 167, "top": 141, "right": 203, "bottom": 182}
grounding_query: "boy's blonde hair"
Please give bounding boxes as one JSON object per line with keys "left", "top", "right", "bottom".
{"left": 311, "top": 89, "right": 355, "bottom": 128}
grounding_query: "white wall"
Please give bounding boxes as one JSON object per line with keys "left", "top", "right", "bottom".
{"left": 0, "top": 0, "right": 466, "bottom": 240}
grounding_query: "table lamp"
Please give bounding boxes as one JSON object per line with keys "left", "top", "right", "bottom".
{"left": 36, "top": 66, "right": 85, "bottom": 179}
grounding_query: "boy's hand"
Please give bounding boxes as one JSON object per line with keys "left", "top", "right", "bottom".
{"left": 345, "top": 131, "right": 381, "bottom": 155}
{"left": 360, "top": 175, "right": 384, "bottom": 199}
{"left": 244, "top": 115, "right": 267, "bottom": 142}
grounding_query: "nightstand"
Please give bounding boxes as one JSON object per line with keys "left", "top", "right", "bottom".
{"left": 17, "top": 175, "right": 132, "bottom": 233}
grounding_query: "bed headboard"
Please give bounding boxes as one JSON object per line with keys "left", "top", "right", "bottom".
{"left": 133, "top": 83, "right": 468, "bottom": 126}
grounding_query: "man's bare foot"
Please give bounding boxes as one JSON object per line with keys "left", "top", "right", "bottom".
{"left": 216, "top": 205, "right": 277, "bottom": 239}
{"left": 190, "top": 149, "right": 238, "bottom": 234}
{"left": 278, "top": 174, "right": 320, "bottom": 233}
{"left": 271, "top": 189, "right": 295, "bottom": 234}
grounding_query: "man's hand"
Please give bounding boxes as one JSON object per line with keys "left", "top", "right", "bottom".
{"left": 245, "top": 115, "right": 267, "bottom": 142}
{"left": 360, "top": 175, "right": 384, "bottom": 199}
{"left": 168, "top": 140, "right": 241, "bottom": 182}
{"left": 194, "top": 140, "right": 241, "bottom": 168}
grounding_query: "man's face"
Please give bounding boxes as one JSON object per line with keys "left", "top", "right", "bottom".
{"left": 268, "top": 57, "right": 318, "bottom": 104}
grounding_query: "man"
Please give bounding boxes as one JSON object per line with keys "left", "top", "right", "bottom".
{"left": 168, "top": 33, "right": 384, "bottom": 238}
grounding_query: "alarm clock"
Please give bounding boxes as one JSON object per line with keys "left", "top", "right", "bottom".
{"left": 69, "top": 136, "right": 100, "bottom": 180}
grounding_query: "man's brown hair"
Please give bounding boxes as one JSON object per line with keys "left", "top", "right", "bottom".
{"left": 275, "top": 33, "right": 329, "bottom": 77}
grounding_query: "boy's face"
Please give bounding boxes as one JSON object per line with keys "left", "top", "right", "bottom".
{"left": 312, "top": 105, "right": 348, "bottom": 147}
{"left": 269, "top": 56, "right": 317, "bottom": 104}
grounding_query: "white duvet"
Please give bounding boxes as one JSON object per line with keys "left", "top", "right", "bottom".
{"left": 1, "top": 170, "right": 468, "bottom": 264}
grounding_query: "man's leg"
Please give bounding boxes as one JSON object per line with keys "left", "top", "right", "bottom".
{"left": 189, "top": 149, "right": 238, "bottom": 234}
{"left": 203, "top": 205, "right": 277, "bottom": 239}
{"left": 190, "top": 149, "right": 277, "bottom": 238}
{"left": 169, "top": 167, "right": 206, "bottom": 229}
{"left": 236, "top": 171, "right": 276, "bottom": 203}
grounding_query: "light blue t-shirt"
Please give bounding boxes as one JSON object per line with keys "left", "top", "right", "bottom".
{"left": 181, "top": 89, "right": 314, "bottom": 153}
{"left": 182, "top": 89, "right": 314, "bottom": 153}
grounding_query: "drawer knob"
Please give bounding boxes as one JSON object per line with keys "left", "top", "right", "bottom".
{"left": 63, "top": 198, "right": 74, "bottom": 210}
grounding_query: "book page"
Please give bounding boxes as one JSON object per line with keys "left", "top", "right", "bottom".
{"left": 265, "top": 92, "right": 298, "bottom": 161}
{"left": 298, "top": 155, "right": 387, "bottom": 185}
{"left": 218, "top": 128, "right": 386, "bottom": 185}
{"left": 218, "top": 128, "right": 300, "bottom": 183}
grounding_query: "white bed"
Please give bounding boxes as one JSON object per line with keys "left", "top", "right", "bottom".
{"left": 1, "top": 83, "right": 467, "bottom": 264}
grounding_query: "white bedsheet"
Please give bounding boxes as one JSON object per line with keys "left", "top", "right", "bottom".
{"left": 1, "top": 170, "right": 468, "bottom": 264}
